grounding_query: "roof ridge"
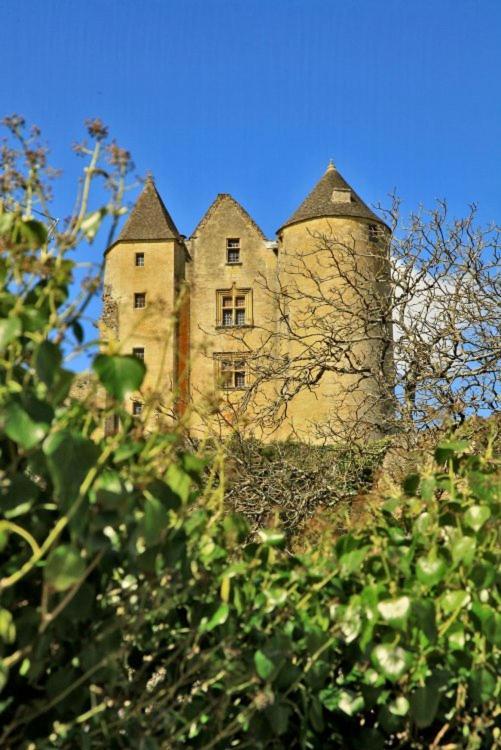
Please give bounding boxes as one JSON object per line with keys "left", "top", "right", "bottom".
{"left": 191, "top": 193, "right": 266, "bottom": 240}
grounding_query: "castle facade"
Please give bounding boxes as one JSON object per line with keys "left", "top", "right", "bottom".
{"left": 101, "top": 163, "right": 392, "bottom": 442}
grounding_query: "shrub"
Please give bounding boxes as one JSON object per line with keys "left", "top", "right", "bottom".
{"left": 0, "top": 118, "right": 499, "bottom": 749}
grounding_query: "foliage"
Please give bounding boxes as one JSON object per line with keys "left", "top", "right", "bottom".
{"left": 57, "top": 437, "right": 495, "bottom": 750}
{"left": 0, "top": 117, "right": 499, "bottom": 749}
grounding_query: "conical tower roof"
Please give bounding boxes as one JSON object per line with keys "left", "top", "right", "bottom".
{"left": 279, "top": 161, "right": 386, "bottom": 232}
{"left": 112, "top": 175, "right": 180, "bottom": 246}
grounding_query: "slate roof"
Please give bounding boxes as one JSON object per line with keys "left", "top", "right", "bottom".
{"left": 108, "top": 175, "right": 180, "bottom": 251}
{"left": 279, "top": 162, "right": 386, "bottom": 232}
{"left": 191, "top": 193, "right": 266, "bottom": 240}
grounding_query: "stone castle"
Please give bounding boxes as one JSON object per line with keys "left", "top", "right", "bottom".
{"left": 101, "top": 163, "right": 392, "bottom": 442}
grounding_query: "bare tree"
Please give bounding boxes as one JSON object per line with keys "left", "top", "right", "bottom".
{"left": 214, "top": 198, "right": 500, "bottom": 443}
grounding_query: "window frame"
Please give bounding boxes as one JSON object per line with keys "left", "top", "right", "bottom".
{"left": 132, "top": 400, "right": 143, "bottom": 416}
{"left": 214, "top": 352, "right": 249, "bottom": 390}
{"left": 135, "top": 252, "right": 145, "bottom": 267}
{"left": 132, "top": 347, "right": 145, "bottom": 361}
{"left": 134, "top": 292, "right": 146, "bottom": 309}
{"left": 226, "top": 238, "right": 241, "bottom": 265}
{"left": 216, "top": 286, "right": 252, "bottom": 328}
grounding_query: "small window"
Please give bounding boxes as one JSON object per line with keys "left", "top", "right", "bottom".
{"left": 132, "top": 401, "right": 143, "bottom": 416}
{"left": 368, "top": 224, "right": 379, "bottom": 243}
{"left": 226, "top": 238, "right": 240, "bottom": 264}
{"left": 134, "top": 293, "right": 146, "bottom": 309}
{"left": 216, "top": 287, "right": 252, "bottom": 327}
{"left": 215, "top": 353, "right": 248, "bottom": 390}
{"left": 132, "top": 347, "right": 144, "bottom": 360}
{"left": 135, "top": 252, "right": 145, "bottom": 267}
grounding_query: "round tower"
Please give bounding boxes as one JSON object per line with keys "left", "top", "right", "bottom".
{"left": 275, "top": 162, "right": 393, "bottom": 443}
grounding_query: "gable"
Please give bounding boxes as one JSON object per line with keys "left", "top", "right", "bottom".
{"left": 191, "top": 193, "right": 266, "bottom": 240}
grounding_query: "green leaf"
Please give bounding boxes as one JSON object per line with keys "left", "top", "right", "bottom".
{"left": 257, "top": 529, "right": 285, "bottom": 547}
{"left": 34, "top": 341, "right": 62, "bottom": 386}
{"left": 464, "top": 504, "right": 491, "bottom": 532}
{"left": 411, "top": 599, "right": 437, "bottom": 644}
{"left": 371, "top": 644, "right": 411, "bottom": 682}
{"left": 339, "top": 547, "right": 369, "bottom": 575}
{"left": 419, "top": 476, "right": 436, "bottom": 501}
{"left": 402, "top": 473, "right": 420, "bottom": 496}
{"left": 201, "top": 603, "right": 229, "bottom": 632}
{"left": 1, "top": 401, "right": 48, "bottom": 449}
{"left": 0, "top": 609, "right": 15, "bottom": 644}
{"left": 19, "top": 219, "right": 48, "bottom": 247}
{"left": 471, "top": 603, "right": 501, "bottom": 645}
{"left": 143, "top": 496, "right": 168, "bottom": 545}
{"left": 439, "top": 590, "right": 470, "bottom": 614}
{"left": 416, "top": 556, "right": 446, "bottom": 587}
{"left": 377, "top": 596, "right": 411, "bottom": 629}
{"left": 389, "top": 696, "right": 409, "bottom": 716}
{"left": 93, "top": 354, "right": 145, "bottom": 401}
{"left": 337, "top": 690, "right": 364, "bottom": 716}
{"left": 415, "top": 512, "right": 433, "bottom": 536}
{"left": 44, "top": 430, "right": 99, "bottom": 506}
{"left": 469, "top": 668, "right": 496, "bottom": 704}
{"left": 0, "top": 317, "right": 21, "bottom": 352}
{"left": 410, "top": 683, "right": 440, "bottom": 728}
{"left": 0, "top": 661, "right": 8, "bottom": 693}
{"left": 265, "top": 703, "right": 291, "bottom": 735}
{"left": 254, "top": 649, "right": 275, "bottom": 680}
{"left": 319, "top": 687, "right": 338, "bottom": 711}
{"left": 44, "top": 545, "right": 85, "bottom": 591}
{"left": 435, "top": 440, "right": 469, "bottom": 463}
{"left": 2, "top": 473, "right": 40, "bottom": 519}
{"left": 447, "top": 623, "right": 465, "bottom": 650}
{"left": 450, "top": 535, "right": 476, "bottom": 566}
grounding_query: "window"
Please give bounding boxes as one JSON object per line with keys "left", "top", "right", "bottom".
{"left": 135, "top": 252, "right": 145, "bottom": 267}
{"left": 132, "top": 401, "right": 143, "bottom": 416}
{"left": 214, "top": 353, "right": 248, "bottom": 390}
{"left": 226, "top": 238, "right": 240, "bottom": 264}
{"left": 132, "top": 347, "right": 144, "bottom": 361}
{"left": 216, "top": 287, "right": 251, "bottom": 327}
{"left": 134, "top": 292, "right": 146, "bottom": 309}
{"left": 368, "top": 224, "right": 379, "bottom": 243}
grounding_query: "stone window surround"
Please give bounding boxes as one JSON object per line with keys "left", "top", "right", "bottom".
{"left": 213, "top": 352, "right": 249, "bottom": 390}
{"left": 215, "top": 285, "right": 253, "bottom": 328}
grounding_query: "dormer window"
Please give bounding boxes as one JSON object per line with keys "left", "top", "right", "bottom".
{"left": 226, "top": 238, "right": 240, "bottom": 264}
{"left": 331, "top": 188, "right": 352, "bottom": 204}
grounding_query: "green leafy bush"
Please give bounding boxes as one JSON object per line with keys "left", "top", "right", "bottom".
{"left": 0, "top": 118, "right": 499, "bottom": 749}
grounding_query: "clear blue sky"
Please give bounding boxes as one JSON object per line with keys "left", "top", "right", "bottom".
{"left": 1, "top": 0, "right": 500, "bottom": 362}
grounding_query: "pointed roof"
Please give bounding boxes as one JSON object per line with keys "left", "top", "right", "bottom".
{"left": 112, "top": 175, "right": 180, "bottom": 247}
{"left": 279, "top": 161, "right": 386, "bottom": 232}
{"left": 191, "top": 193, "right": 266, "bottom": 240}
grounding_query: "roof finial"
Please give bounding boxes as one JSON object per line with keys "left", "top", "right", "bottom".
{"left": 145, "top": 171, "right": 154, "bottom": 184}
{"left": 326, "top": 159, "right": 336, "bottom": 173}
